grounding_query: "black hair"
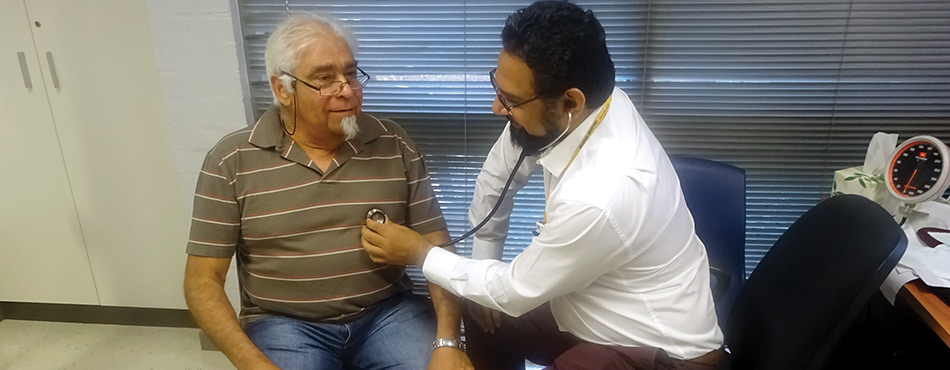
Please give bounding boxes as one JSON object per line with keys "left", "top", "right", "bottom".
{"left": 501, "top": 0, "right": 615, "bottom": 108}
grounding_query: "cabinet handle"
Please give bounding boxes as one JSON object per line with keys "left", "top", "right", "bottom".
{"left": 46, "top": 52, "right": 60, "bottom": 89}
{"left": 18, "top": 52, "right": 33, "bottom": 89}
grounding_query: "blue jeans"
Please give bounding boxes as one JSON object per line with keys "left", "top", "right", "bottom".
{"left": 244, "top": 292, "right": 436, "bottom": 370}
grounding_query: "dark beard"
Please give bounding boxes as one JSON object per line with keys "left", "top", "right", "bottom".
{"left": 508, "top": 111, "right": 563, "bottom": 156}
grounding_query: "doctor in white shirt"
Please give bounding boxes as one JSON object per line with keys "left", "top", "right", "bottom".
{"left": 362, "top": 2, "right": 723, "bottom": 369}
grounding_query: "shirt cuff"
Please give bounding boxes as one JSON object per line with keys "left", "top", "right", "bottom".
{"left": 471, "top": 237, "right": 505, "bottom": 260}
{"left": 422, "top": 246, "right": 463, "bottom": 291}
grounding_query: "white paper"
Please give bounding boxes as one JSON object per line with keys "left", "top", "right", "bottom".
{"left": 881, "top": 268, "right": 918, "bottom": 305}
{"left": 863, "top": 132, "right": 898, "bottom": 174}
{"left": 932, "top": 232, "right": 950, "bottom": 246}
{"left": 901, "top": 244, "right": 950, "bottom": 284}
{"left": 880, "top": 200, "right": 950, "bottom": 303}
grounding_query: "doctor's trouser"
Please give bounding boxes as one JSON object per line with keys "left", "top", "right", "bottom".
{"left": 462, "top": 302, "right": 722, "bottom": 370}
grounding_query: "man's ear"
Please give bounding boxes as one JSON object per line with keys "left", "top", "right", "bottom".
{"left": 561, "top": 87, "right": 587, "bottom": 116}
{"left": 270, "top": 74, "right": 295, "bottom": 106}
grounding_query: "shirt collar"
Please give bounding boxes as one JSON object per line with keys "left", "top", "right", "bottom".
{"left": 538, "top": 88, "right": 615, "bottom": 177}
{"left": 248, "top": 105, "right": 287, "bottom": 150}
{"left": 247, "top": 105, "right": 388, "bottom": 152}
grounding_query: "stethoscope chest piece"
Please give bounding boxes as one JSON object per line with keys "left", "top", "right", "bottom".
{"left": 366, "top": 208, "right": 388, "bottom": 224}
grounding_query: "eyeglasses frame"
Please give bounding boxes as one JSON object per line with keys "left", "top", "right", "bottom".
{"left": 281, "top": 67, "right": 371, "bottom": 97}
{"left": 489, "top": 68, "right": 542, "bottom": 112}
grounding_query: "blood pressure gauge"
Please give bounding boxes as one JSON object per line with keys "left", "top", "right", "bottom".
{"left": 886, "top": 135, "right": 950, "bottom": 204}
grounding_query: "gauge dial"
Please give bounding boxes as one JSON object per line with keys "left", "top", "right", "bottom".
{"left": 886, "top": 135, "right": 950, "bottom": 204}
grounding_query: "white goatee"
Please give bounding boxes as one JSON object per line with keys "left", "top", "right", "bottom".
{"left": 341, "top": 115, "right": 359, "bottom": 141}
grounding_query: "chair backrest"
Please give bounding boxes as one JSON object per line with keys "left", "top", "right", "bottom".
{"left": 719, "top": 195, "right": 907, "bottom": 370}
{"left": 670, "top": 156, "right": 746, "bottom": 324}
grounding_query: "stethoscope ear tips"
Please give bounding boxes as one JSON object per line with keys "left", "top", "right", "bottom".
{"left": 366, "top": 208, "right": 387, "bottom": 224}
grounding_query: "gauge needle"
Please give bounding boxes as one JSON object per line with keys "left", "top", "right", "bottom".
{"left": 903, "top": 152, "right": 929, "bottom": 194}
{"left": 903, "top": 169, "right": 919, "bottom": 194}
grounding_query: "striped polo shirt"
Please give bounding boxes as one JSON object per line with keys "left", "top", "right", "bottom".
{"left": 186, "top": 106, "right": 447, "bottom": 323}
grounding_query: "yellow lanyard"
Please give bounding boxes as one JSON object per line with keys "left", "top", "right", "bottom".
{"left": 543, "top": 96, "right": 612, "bottom": 224}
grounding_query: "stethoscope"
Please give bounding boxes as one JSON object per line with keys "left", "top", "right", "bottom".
{"left": 367, "top": 150, "right": 529, "bottom": 248}
{"left": 366, "top": 101, "right": 611, "bottom": 248}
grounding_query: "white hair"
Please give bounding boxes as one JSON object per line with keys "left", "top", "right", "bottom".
{"left": 265, "top": 13, "right": 359, "bottom": 105}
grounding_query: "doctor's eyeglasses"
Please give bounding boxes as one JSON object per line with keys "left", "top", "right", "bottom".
{"left": 489, "top": 68, "right": 540, "bottom": 112}
{"left": 281, "top": 67, "right": 371, "bottom": 97}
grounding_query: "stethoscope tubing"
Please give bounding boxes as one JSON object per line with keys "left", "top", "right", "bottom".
{"left": 436, "top": 150, "right": 528, "bottom": 248}
{"left": 366, "top": 150, "right": 528, "bottom": 248}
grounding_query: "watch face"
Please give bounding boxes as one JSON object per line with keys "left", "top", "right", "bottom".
{"left": 887, "top": 136, "right": 950, "bottom": 204}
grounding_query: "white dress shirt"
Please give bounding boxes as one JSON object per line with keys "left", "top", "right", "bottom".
{"left": 422, "top": 87, "right": 723, "bottom": 360}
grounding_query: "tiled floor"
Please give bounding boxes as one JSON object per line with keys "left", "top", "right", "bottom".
{"left": 0, "top": 319, "right": 232, "bottom": 370}
{"left": 0, "top": 319, "right": 544, "bottom": 369}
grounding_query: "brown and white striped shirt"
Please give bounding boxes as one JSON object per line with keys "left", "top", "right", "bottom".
{"left": 186, "top": 106, "right": 446, "bottom": 323}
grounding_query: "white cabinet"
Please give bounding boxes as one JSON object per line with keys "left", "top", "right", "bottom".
{"left": 1, "top": 0, "right": 189, "bottom": 309}
{"left": 0, "top": 0, "right": 99, "bottom": 305}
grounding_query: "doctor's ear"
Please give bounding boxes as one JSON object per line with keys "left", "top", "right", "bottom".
{"left": 561, "top": 88, "right": 587, "bottom": 115}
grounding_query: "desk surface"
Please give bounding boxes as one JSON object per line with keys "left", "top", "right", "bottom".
{"left": 900, "top": 279, "right": 950, "bottom": 347}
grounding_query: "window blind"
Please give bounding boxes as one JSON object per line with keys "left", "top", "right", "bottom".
{"left": 639, "top": 0, "right": 950, "bottom": 272}
{"left": 236, "top": 0, "right": 950, "bottom": 288}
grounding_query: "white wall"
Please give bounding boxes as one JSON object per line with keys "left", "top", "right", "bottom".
{"left": 145, "top": 0, "right": 251, "bottom": 209}
{"left": 144, "top": 0, "right": 249, "bottom": 308}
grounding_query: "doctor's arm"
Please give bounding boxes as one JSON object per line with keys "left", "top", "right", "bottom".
{"left": 468, "top": 124, "right": 538, "bottom": 260}
{"left": 466, "top": 125, "right": 539, "bottom": 331}
{"left": 425, "top": 202, "right": 632, "bottom": 317}
{"left": 362, "top": 202, "right": 631, "bottom": 317}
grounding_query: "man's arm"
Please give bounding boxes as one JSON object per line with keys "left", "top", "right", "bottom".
{"left": 183, "top": 255, "right": 278, "bottom": 370}
{"left": 420, "top": 230, "right": 473, "bottom": 370}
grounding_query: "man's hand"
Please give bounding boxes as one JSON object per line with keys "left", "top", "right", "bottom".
{"left": 361, "top": 218, "right": 435, "bottom": 265}
{"left": 429, "top": 347, "right": 474, "bottom": 370}
{"left": 467, "top": 301, "right": 504, "bottom": 334}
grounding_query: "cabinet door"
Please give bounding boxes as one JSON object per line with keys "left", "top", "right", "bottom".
{"left": 26, "top": 0, "right": 189, "bottom": 308}
{"left": 0, "top": 0, "right": 99, "bottom": 304}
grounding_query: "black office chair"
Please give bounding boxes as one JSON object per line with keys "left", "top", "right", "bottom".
{"left": 717, "top": 194, "right": 908, "bottom": 370}
{"left": 671, "top": 156, "right": 746, "bottom": 325}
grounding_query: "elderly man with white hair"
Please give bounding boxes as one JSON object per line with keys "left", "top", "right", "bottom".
{"left": 183, "top": 13, "right": 472, "bottom": 370}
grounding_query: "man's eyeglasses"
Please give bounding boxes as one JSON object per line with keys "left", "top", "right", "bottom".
{"left": 281, "top": 67, "right": 371, "bottom": 97}
{"left": 489, "top": 68, "right": 540, "bottom": 112}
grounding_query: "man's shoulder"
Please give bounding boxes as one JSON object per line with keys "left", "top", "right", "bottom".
{"left": 358, "top": 113, "right": 416, "bottom": 145}
{"left": 359, "top": 113, "right": 409, "bottom": 134}
{"left": 205, "top": 125, "right": 254, "bottom": 160}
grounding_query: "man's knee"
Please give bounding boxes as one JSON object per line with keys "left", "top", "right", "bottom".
{"left": 348, "top": 295, "right": 436, "bottom": 369}
{"left": 244, "top": 316, "right": 344, "bottom": 370}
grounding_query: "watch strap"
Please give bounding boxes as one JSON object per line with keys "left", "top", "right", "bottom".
{"left": 432, "top": 337, "right": 466, "bottom": 352}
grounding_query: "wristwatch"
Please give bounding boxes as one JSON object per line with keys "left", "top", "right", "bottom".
{"left": 432, "top": 338, "right": 466, "bottom": 352}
